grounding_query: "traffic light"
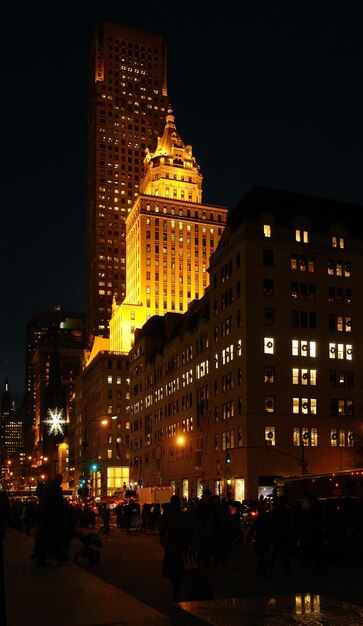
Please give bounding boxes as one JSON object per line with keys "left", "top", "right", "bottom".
{"left": 225, "top": 452, "right": 231, "bottom": 464}
{"left": 90, "top": 460, "right": 99, "bottom": 472}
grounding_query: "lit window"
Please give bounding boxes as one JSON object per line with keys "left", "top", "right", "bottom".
{"left": 265, "top": 397, "right": 275, "bottom": 413}
{"left": 347, "top": 431, "right": 354, "bottom": 447}
{"left": 264, "top": 337, "right": 274, "bottom": 354}
{"left": 264, "top": 367, "right": 275, "bottom": 383}
{"left": 331, "top": 235, "right": 345, "bottom": 249}
{"left": 265, "top": 426, "right": 275, "bottom": 446}
{"left": 264, "top": 224, "right": 271, "bottom": 237}
{"left": 295, "top": 229, "right": 309, "bottom": 243}
{"left": 310, "top": 428, "right": 318, "bottom": 446}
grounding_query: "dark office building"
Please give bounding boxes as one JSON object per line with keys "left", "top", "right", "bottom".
{"left": 87, "top": 22, "right": 169, "bottom": 345}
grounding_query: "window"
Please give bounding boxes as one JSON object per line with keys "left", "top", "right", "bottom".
{"left": 264, "top": 224, "right": 271, "bottom": 238}
{"left": 331, "top": 428, "right": 354, "bottom": 447}
{"left": 329, "top": 343, "right": 353, "bottom": 360}
{"left": 264, "top": 337, "right": 274, "bottom": 354}
{"left": 291, "top": 254, "right": 315, "bottom": 272}
{"left": 291, "top": 311, "right": 316, "bottom": 329}
{"left": 291, "top": 283, "right": 316, "bottom": 301}
{"left": 265, "top": 397, "right": 275, "bottom": 413}
{"left": 263, "top": 249, "right": 274, "bottom": 267}
{"left": 292, "top": 368, "right": 317, "bottom": 385}
{"left": 295, "top": 229, "right": 309, "bottom": 243}
{"left": 331, "top": 235, "right": 345, "bottom": 249}
{"left": 263, "top": 279, "right": 274, "bottom": 296}
{"left": 293, "top": 398, "right": 317, "bottom": 414}
{"left": 264, "top": 308, "right": 275, "bottom": 325}
{"left": 264, "top": 367, "right": 275, "bottom": 383}
{"left": 265, "top": 426, "right": 275, "bottom": 446}
{"left": 330, "top": 399, "right": 354, "bottom": 416}
{"left": 292, "top": 340, "right": 316, "bottom": 357}
{"left": 329, "top": 314, "right": 352, "bottom": 332}
{"left": 293, "top": 427, "right": 315, "bottom": 446}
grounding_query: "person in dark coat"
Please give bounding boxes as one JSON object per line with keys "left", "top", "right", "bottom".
{"left": 0, "top": 490, "right": 10, "bottom": 538}
{"left": 249, "top": 501, "right": 271, "bottom": 575}
{"left": 193, "top": 488, "right": 214, "bottom": 570}
{"left": 295, "top": 493, "right": 322, "bottom": 572}
{"left": 34, "top": 473, "right": 68, "bottom": 565}
{"left": 160, "top": 494, "right": 189, "bottom": 601}
{"left": 268, "top": 495, "right": 293, "bottom": 574}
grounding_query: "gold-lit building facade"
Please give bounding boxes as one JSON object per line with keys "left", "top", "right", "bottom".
{"left": 110, "top": 109, "right": 228, "bottom": 353}
{"left": 128, "top": 186, "right": 363, "bottom": 501}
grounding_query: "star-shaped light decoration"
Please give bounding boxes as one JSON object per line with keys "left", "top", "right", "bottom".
{"left": 44, "top": 407, "right": 66, "bottom": 436}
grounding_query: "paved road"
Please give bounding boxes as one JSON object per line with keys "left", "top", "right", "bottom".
{"left": 72, "top": 522, "right": 363, "bottom": 615}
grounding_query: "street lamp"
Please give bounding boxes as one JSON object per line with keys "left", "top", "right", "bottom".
{"left": 82, "top": 416, "right": 113, "bottom": 452}
{"left": 79, "top": 415, "right": 117, "bottom": 498}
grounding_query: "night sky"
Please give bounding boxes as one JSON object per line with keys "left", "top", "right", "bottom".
{"left": 2, "top": 0, "right": 363, "bottom": 404}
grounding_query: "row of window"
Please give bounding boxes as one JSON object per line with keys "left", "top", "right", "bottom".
{"left": 265, "top": 338, "right": 353, "bottom": 360}
{"left": 265, "top": 251, "right": 351, "bottom": 277}
{"left": 264, "top": 396, "right": 354, "bottom": 416}
{"left": 264, "top": 225, "right": 345, "bottom": 249}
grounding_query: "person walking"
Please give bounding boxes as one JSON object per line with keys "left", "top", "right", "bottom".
{"left": 0, "top": 490, "right": 10, "bottom": 539}
{"left": 193, "top": 488, "right": 215, "bottom": 570}
{"left": 295, "top": 492, "right": 322, "bottom": 572}
{"left": 268, "top": 495, "right": 293, "bottom": 574}
{"left": 34, "top": 473, "right": 68, "bottom": 565}
{"left": 160, "top": 494, "right": 189, "bottom": 601}
{"left": 249, "top": 500, "right": 271, "bottom": 576}
{"left": 102, "top": 505, "right": 111, "bottom": 537}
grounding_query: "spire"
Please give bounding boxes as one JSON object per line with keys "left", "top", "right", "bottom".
{"left": 153, "top": 108, "right": 185, "bottom": 156}
{"left": 140, "top": 107, "right": 202, "bottom": 200}
{"left": 144, "top": 107, "right": 199, "bottom": 169}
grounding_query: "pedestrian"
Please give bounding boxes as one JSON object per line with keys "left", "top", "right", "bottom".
{"left": 268, "top": 495, "right": 293, "bottom": 574}
{"left": 211, "top": 495, "right": 232, "bottom": 569}
{"left": 160, "top": 494, "right": 189, "bottom": 601}
{"left": 0, "top": 490, "right": 10, "bottom": 539}
{"left": 21, "top": 499, "right": 37, "bottom": 535}
{"left": 34, "top": 473, "right": 68, "bottom": 565}
{"left": 102, "top": 505, "right": 111, "bottom": 536}
{"left": 115, "top": 502, "right": 124, "bottom": 528}
{"left": 122, "top": 502, "right": 132, "bottom": 533}
{"left": 295, "top": 492, "right": 322, "bottom": 572}
{"left": 249, "top": 500, "right": 271, "bottom": 576}
{"left": 194, "top": 488, "right": 215, "bottom": 570}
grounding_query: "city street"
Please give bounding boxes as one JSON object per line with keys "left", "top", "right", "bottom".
{"left": 72, "top": 521, "right": 363, "bottom": 616}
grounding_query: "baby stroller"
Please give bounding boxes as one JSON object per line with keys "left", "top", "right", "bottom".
{"left": 73, "top": 525, "right": 104, "bottom": 564}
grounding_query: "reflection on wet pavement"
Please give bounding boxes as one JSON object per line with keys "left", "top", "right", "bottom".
{"left": 176, "top": 593, "right": 363, "bottom": 625}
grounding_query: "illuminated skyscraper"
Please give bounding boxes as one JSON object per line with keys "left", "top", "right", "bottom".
{"left": 87, "top": 22, "right": 168, "bottom": 345}
{"left": 110, "top": 109, "right": 228, "bottom": 353}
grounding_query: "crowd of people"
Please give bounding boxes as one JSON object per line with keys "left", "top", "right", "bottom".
{"left": 1, "top": 480, "right": 324, "bottom": 595}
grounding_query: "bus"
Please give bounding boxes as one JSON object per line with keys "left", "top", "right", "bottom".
{"left": 275, "top": 468, "right": 363, "bottom": 501}
{"left": 275, "top": 470, "right": 363, "bottom": 553}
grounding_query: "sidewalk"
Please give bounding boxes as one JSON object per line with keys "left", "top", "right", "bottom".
{"left": 3, "top": 526, "right": 363, "bottom": 626}
{"left": 2, "top": 527, "right": 172, "bottom": 626}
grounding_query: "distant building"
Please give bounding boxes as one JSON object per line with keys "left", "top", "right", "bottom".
{"left": 0, "top": 371, "right": 24, "bottom": 488}
{"left": 25, "top": 309, "right": 86, "bottom": 477}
